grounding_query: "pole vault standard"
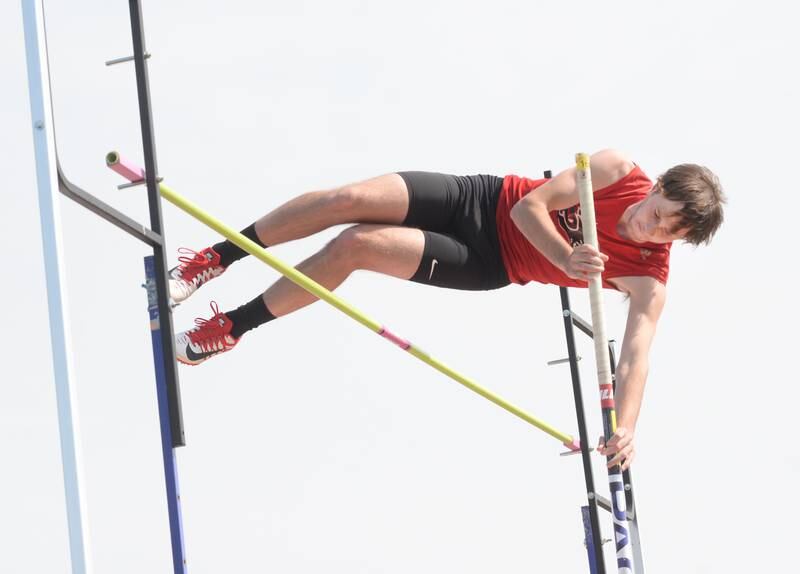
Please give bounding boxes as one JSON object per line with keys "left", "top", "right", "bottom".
{"left": 21, "top": 2, "right": 91, "bottom": 571}
{"left": 575, "top": 153, "right": 635, "bottom": 573}
{"left": 22, "top": 1, "right": 187, "bottom": 572}
{"left": 106, "top": 152, "right": 582, "bottom": 451}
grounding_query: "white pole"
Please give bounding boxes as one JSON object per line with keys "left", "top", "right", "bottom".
{"left": 21, "top": 1, "right": 92, "bottom": 571}
{"left": 575, "top": 153, "right": 635, "bottom": 573}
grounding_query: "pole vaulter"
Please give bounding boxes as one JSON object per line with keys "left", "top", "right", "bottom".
{"left": 106, "top": 151, "right": 582, "bottom": 452}
{"left": 575, "top": 153, "right": 635, "bottom": 573}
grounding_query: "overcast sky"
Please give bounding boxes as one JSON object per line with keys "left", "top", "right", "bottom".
{"left": 2, "top": 1, "right": 798, "bottom": 573}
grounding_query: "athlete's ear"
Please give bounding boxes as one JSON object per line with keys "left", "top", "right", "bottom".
{"left": 671, "top": 225, "right": 692, "bottom": 242}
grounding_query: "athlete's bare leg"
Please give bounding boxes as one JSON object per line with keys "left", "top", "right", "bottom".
{"left": 253, "top": 174, "right": 411, "bottom": 246}
{"left": 261, "top": 224, "right": 425, "bottom": 317}
{"left": 172, "top": 176, "right": 422, "bottom": 363}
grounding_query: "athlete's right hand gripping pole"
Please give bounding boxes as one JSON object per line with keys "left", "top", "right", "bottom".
{"left": 575, "top": 153, "right": 635, "bottom": 574}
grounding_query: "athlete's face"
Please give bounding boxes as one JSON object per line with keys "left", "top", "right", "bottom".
{"left": 618, "top": 187, "right": 688, "bottom": 244}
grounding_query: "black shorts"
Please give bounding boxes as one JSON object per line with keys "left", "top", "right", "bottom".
{"left": 398, "top": 171, "right": 510, "bottom": 291}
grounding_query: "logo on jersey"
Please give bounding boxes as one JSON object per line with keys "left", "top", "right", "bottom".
{"left": 556, "top": 205, "right": 584, "bottom": 247}
{"left": 640, "top": 248, "right": 652, "bottom": 260}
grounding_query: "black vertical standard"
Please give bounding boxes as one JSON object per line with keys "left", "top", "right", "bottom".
{"left": 128, "top": 0, "right": 185, "bottom": 446}
{"left": 544, "top": 168, "right": 605, "bottom": 574}
{"left": 560, "top": 287, "right": 606, "bottom": 573}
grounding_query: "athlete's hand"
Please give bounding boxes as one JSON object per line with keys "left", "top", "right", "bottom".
{"left": 597, "top": 427, "right": 634, "bottom": 471}
{"left": 563, "top": 244, "right": 609, "bottom": 281}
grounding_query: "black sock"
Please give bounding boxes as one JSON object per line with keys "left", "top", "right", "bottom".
{"left": 227, "top": 294, "right": 276, "bottom": 339}
{"left": 212, "top": 223, "right": 267, "bottom": 268}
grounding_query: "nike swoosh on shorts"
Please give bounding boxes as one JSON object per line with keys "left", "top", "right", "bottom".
{"left": 429, "top": 259, "right": 438, "bottom": 280}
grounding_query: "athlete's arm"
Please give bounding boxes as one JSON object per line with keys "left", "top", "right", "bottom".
{"left": 509, "top": 149, "right": 634, "bottom": 279}
{"left": 599, "top": 275, "right": 666, "bottom": 469}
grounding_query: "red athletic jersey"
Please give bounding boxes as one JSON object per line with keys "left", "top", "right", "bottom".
{"left": 495, "top": 165, "right": 671, "bottom": 289}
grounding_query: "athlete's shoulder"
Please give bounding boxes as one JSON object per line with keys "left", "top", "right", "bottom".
{"left": 589, "top": 149, "right": 637, "bottom": 188}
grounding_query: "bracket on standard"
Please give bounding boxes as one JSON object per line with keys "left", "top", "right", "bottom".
{"left": 105, "top": 52, "right": 151, "bottom": 66}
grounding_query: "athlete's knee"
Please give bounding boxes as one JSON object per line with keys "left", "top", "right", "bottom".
{"left": 327, "top": 183, "right": 371, "bottom": 215}
{"left": 327, "top": 224, "right": 381, "bottom": 269}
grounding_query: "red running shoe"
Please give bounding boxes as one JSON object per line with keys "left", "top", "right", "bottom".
{"left": 169, "top": 247, "right": 226, "bottom": 304}
{"left": 175, "top": 301, "right": 239, "bottom": 365}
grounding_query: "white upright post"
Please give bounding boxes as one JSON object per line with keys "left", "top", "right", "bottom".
{"left": 21, "top": 1, "right": 92, "bottom": 572}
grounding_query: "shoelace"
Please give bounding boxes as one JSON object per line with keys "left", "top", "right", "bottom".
{"left": 175, "top": 247, "right": 216, "bottom": 282}
{"left": 187, "top": 301, "right": 233, "bottom": 351}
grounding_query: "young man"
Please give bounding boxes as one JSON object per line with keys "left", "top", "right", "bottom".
{"left": 168, "top": 149, "right": 725, "bottom": 469}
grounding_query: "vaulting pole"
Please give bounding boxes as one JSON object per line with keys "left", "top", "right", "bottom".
{"left": 574, "top": 153, "right": 635, "bottom": 573}
{"left": 106, "top": 151, "right": 580, "bottom": 450}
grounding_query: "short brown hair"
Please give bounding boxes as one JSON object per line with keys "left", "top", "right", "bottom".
{"left": 658, "top": 164, "right": 726, "bottom": 245}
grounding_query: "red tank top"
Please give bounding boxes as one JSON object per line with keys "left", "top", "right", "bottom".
{"left": 495, "top": 165, "right": 670, "bottom": 289}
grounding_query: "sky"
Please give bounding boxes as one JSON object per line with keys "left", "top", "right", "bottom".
{"left": 2, "top": 1, "right": 799, "bottom": 573}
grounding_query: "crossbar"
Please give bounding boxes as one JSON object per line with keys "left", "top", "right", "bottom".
{"left": 106, "top": 152, "right": 579, "bottom": 450}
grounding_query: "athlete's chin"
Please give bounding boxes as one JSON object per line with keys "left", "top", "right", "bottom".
{"left": 617, "top": 223, "right": 642, "bottom": 243}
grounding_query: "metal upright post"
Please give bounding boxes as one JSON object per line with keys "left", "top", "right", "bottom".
{"left": 21, "top": 1, "right": 93, "bottom": 571}
{"left": 127, "top": 3, "right": 188, "bottom": 570}
{"left": 144, "top": 257, "right": 187, "bottom": 573}
{"left": 559, "top": 287, "right": 606, "bottom": 574}
{"left": 127, "top": 0, "right": 185, "bottom": 447}
{"left": 560, "top": 287, "right": 606, "bottom": 573}
{"left": 582, "top": 506, "right": 600, "bottom": 574}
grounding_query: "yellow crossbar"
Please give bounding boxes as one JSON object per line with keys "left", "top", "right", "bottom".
{"left": 106, "top": 151, "right": 579, "bottom": 450}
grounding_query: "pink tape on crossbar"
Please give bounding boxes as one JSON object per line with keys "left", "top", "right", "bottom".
{"left": 378, "top": 327, "right": 411, "bottom": 350}
{"left": 562, "top": 438, "right": 581, "bottom": 452}
{"left": 108, "top": 154, "right": 146, "bottom": 183}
